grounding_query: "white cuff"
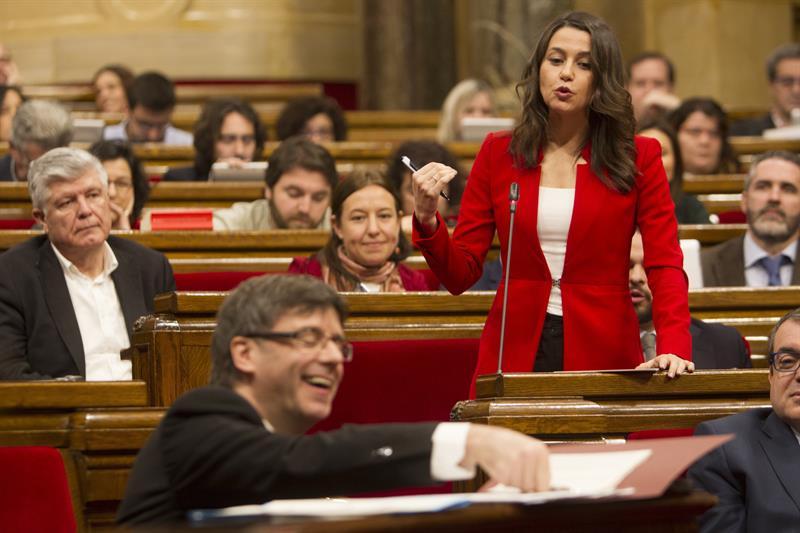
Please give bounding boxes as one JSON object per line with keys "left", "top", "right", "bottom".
{"left": 430, "top": 422, "right": 475, "bottom": 481}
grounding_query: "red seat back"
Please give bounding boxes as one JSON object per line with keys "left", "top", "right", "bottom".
{"left": 0, "top": 447, "right": 76, "bottom": 533}
{"left": 174, "top": 271, "right": 270, "bottom": 291}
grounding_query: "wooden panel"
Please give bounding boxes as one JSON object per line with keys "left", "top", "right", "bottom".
{"left": 0, "top": 382, "right": 147, "bottom": 408}
{"left": 683, "top": 174, "right": 745, "bottom": 195}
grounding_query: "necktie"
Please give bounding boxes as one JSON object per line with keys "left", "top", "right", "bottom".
{"left": 641, "top": 331, "right": 657, "bottom": 361}
{"left": 758, "top": 255, "right": 790, "bottom": 286}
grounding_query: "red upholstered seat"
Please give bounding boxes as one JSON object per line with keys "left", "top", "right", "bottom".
{"left": 0, "top": 447, "right": 76, "bottom": 532}
{"left": 174, "top": 271, "right": 270, "bottom": 291}
{"left": 0, "top": 219, "right": 36, "bottom": 229}
{"left": 715, "top": 210, "right": 746, "bottom": 223}
{"left": 627, "top": 428, "right": 695, "bottom": 440}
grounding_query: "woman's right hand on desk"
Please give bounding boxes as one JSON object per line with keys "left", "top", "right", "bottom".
{"left": 412, "top": 162, "right": 457, "bottom": 231}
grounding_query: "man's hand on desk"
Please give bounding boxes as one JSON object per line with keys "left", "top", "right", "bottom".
{"left": 460, "top": 424, "right": 551, "bottom": 492}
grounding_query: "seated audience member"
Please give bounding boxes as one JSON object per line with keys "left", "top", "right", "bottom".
{"left": 688, "top": 308, "right": 800, "bottom": 531}
{"left": 276, "top": 96, "right": 347, "bottom": 143}
{"left": 117, "top": 274, "right": 550, "bottom": 524}
{"left": 289, "top": 170, "right": 428, "bottom": 292}
{"left": 89, "top": 140, "right": 150, "bottom": 229}
{"left": 0, "top": 148, "right": 175, "bottom": 380}
{"left": 163, "top": 97, "right": 266, "bottom": 181}
{"left": 630, "top": 232, "right": 749, "bottom": 368}
{"left": 386, "top": 140, "right": 466, "bottom": 231}
{"left": 103, "top": 71, "right": 192, "bottom": 145}
{"left": 732, "top": 43, "right": 800, "bottom": 136}
{"left": 0, "top": 100, "right": 72, "bottom": 181}
{"left": 0, "top": 84, "right": 23, "bottom": 141}
{"left": 437, "top": 79, "right": 496, "bottom": 144}
{"left": 0, "top": 43, "right": 21, "bottom": 85}
{"left": 638, "top": 119, "right": 709, "bottom": 223}
{"left": 626, "top": 52, "right": 681, "bottom": 124}
{"left": 92, "top": 64, "right": 134, "bottom": 114}
{"left": 702, "top": 151, "right": 800, "bottom": 287}
{"left": 669, "top": 97, "right": 739, "bottom": 176}
{"left": 213, "top": 137, "right": 335, "bottom": 231}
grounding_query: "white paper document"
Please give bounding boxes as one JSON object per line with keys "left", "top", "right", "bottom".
{"left": 188, "top": 448, "right": 649, "bottom": 521}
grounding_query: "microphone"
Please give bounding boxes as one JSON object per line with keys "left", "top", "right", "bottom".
{"left": 497, "top": 182, "right": 519, "bottom": 373}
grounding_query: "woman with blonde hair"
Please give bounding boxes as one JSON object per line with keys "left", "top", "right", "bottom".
{"left": 437, "top": 79, "right": 496, "bottom": 143}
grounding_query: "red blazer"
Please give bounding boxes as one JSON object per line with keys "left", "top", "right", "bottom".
{"left": 288, "top": 256, "right": 430, "bottom": 291}
{"left": 413, "top": 133, "right": 691, "bottom": 396}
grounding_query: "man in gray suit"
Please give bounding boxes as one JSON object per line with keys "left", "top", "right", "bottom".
{"left": 689, "top": 308, "right": 800, "bottom": 531}
{"left": 701, "top": 151, "right": 800, "bottom": 287}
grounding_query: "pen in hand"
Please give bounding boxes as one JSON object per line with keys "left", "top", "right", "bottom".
{"left": 401, "top": 155, "right": 451, "bottom": 201}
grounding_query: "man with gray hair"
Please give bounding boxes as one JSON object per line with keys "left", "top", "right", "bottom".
{"left": 732, "top": 43, "right": 800, "bottom": 136}
{"left": 702, "top": 151, "right": 800, "bottom": 286}
{"left": 0, "top": 147, "right": 174, "bottom": 379}
{"left": 0, "top": 99, "right": 73, "bottom": 181}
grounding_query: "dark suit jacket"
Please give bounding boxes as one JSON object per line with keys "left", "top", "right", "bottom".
{"left": 688, "top": 408, "right": 800, "bottom": 532}
{"left": 162, "top": 166, "right": 204, "bottom": 182}
{"left": 0, "top": 235, "right": 175, "bottom": 379}
{"left": 690, "top": 318, "right": 751, "bottom": 369}
{"left": 117, "top": 386, "right": 438, "bottom": 524}
{"left": 701, "top": 235, "right": 800, "bottom": 287}
{"left": 730, "top": 114, "right": 776, "bottom": 137}
{"left": 0, "top": 154, "right": 14, "bottom": 181}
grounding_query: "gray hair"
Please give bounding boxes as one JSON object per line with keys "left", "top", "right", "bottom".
{"left": 28, "top": 147, "right": 107, "bottom": 211}
{"left": 766, "top": 43, "right": 800, "bottom": 82}
{"left": 10, "top": 100, "right": 73, "bottom": 150}
{"left": 743, "top": 150, "right": 800, "bottom": 191}
{"left": 210, "top": 274, "right": 348, "bottom": 387}
{"left": 437, "top": 79, "right": 495, "bottom": 144}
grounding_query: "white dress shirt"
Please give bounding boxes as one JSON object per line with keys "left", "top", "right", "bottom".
{"left": 51, "top": 242, "right": 132, "bottom": 381}
{"left": 743, "top": 233, "right": 797, "bottom": 287}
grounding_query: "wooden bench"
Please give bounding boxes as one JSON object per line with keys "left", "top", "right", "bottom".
{"left": 683, "top": 174, "right": 745, "bottom": 195}
{"left": 0, "top": 381, "right": 157, "bottom": 532}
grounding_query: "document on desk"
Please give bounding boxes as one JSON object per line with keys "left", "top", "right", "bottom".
{"left": 188, "top": 434, "right": 730, "bottom": 522}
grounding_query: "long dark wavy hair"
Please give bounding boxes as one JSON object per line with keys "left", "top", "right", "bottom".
{"left": 637, "top": 119, "right": 684, "bottom": 205}
{"left": 88, "top": 140, "right": 150, "bottom": 226}
{"left": 509, "top": 11, "right": 636, "bottom": 193}
{"left": 193, "top": 98, "right": 266, "bottom": 178}
{"left": 319, "top": 170, "right": 411, "bottom": 291}
{"left": 668, "top": 97, "right": 739, "bottom": 174}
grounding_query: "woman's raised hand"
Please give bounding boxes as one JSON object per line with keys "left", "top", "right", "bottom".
{"left": 411, "top": 162, "right": 457, "bottom": 230}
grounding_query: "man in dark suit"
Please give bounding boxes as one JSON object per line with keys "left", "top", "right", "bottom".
{"left": 117, "top": 274, "right": 551, "bottom": 525}
{"left": 0, "top": 100, "right": 73, "bottom": 182}
{"left": 702, "top": 151, "right": 800, "bottom": 287}
{"left": 630, "top": 232, "right": 750, "bottom": 368}
{"left": 731, "top": 43, "right": 800, "bottom": 136}
{"left": 0, "top": 147, "right": 175, "bottom": 379}
{"left": 688, "top": 308, "right": 800, "bottom": 531}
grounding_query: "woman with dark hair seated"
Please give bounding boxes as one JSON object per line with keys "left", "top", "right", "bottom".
{"left": 276, "top": 96, "right": 347, "bottom": 143}
{"left": 386, "top": 140, "right": 467, "bottom": 231}
{"left": 0, "top": 84, "right": 23, "bottom": 141}
{"left": 89, "top": 140, "right": 150, "bottom": 229}
{"left": 92, "top": 64, "right": 134, "bottom": 114}
{"left": 163, "top": 97, "right": 267, "bottom": 181}
{"left": 289, "top": 169, "right": 428, "bottom": 292}
{"left": 669, "top": 97, "right": 740, "bottom": 176}
{"left": 637, "top": 119, "right": 709, "bottom": 224}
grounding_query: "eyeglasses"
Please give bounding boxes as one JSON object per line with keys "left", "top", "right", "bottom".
{"left": 243, "top": 326, "right": 353, "bottom": 362}
{"left": 775, "top": 77, "right": 800, "bottom": 89}
{"left": 218, "top": 134, "right": 255, "bottom": 144}
{"left": 108, "top": 179, "right": 133, "bottom": 190}
{"left": 768, "top": 349, "right": 800, "bottom": 373}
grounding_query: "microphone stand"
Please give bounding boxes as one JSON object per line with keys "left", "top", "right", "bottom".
{"left": 497, "top": 182, "right": 519, "bottom": 373}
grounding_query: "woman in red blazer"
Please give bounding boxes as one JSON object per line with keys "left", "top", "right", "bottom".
{"left": 412, "top": 12, "right": 693, "bottom": 396}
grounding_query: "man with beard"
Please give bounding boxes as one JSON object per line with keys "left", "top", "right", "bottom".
{"left": 702, "top": 151, "right": 800, "bottom": 287}
{"left": 213, "top": 137, "right": 334, "bottom": 231}
{"left": 631, "top": 233, "right": 750, "bottom": 369}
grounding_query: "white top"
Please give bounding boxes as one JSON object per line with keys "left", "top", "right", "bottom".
{"left": 743, "top": 232, "right": 797, "bottom": 287}
{"left": 537, "top": 187, "right": 576, "bottom": 316}
{"left": 51, "top": 242, "right": 132, "bottom": 381}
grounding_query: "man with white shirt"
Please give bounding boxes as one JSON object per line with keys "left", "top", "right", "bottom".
{"left": 117, "top": 274, "right": 550, "bottom": 525}
{"left": 0, "top": 147, "right": 175, "bottom": 380}
{"left": 103, "top": 71, "right": 192, "bottom": 145}
{"left": 689, "top": 308, "right": 800, "bottom": 531}
{"left": 701, "top": 151, "right": 800, "bottom": 287}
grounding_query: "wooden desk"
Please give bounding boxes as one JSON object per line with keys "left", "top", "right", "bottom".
{"left": 683, "top": 174, "right": 745, "bottom": 195}
{"left": 0, "top": 382, "right": 157, "bottom": 532}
